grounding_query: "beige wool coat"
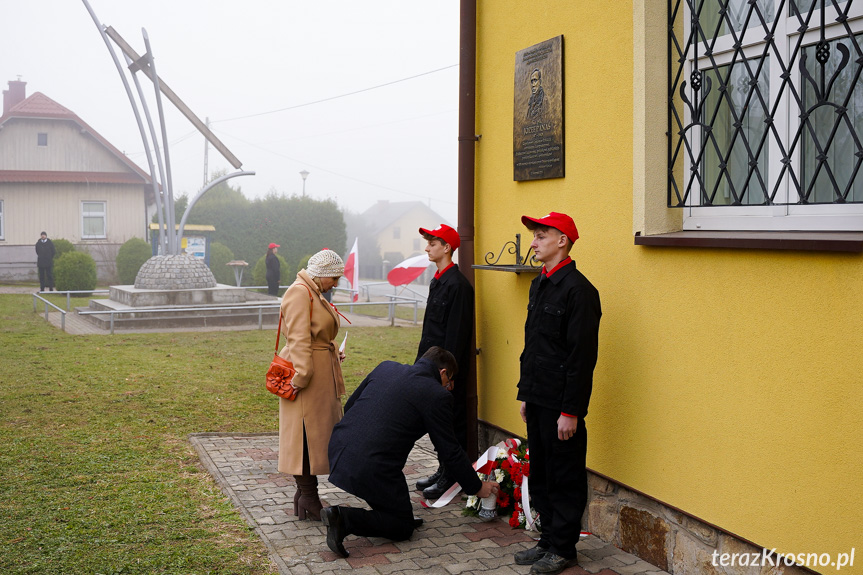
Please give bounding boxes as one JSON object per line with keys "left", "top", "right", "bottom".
{"left": 277, "top": 270, "right": 346, "bottom": 475}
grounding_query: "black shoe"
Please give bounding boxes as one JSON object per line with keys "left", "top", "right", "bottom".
{"left": 529, "top": 552, "right": 577, "bottom": 574}
{"left": 514, "top": 544, "right": 549, "bottom": 565}
{"left": 422, "top": 474, "right": 456, "bottom": 500}
{"left": 321, "top": 506, "right": 349, "bottom": 557}
{"left": 413, "top": 516, "right": 424, "bottom": 528}
{"left": 416, "top": 465, "right": 444, "bottom": 491}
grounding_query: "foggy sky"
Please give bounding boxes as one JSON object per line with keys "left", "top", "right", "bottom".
{"left": 0, "top": 1, "right": 460, "bottom": 223}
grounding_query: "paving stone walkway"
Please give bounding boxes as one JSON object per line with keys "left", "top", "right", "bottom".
{"left": 190, "top": 433, "right": 669, "bottom": 575}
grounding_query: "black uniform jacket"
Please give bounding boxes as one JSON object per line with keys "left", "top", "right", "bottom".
{"left": 35, "top": 239, "right": 55, "bottom": 267}
{"left": 516, "top": 260, "right": 601, "bottom": 418}
{"left": 415, "top": 264, "right": 474, "bottom": 384}
{"left": 265, "top": 252, "right": 280, "bottom": 282}
{"left": 328, "top": 359, "right": 482, "bottom": 506}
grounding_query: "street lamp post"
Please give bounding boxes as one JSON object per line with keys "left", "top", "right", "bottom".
{"left": 300, "top": 170, "right": 309, "bottom": 197}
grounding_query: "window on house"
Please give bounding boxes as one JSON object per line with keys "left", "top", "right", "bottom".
{"left": 37, "top": 133, "right": 48, "bottom": 146}
{"left": 669, "top": 0, "right": 863, "bottom": 231}
{"left": 0, "top": 200, "right": 4, "bottom": 240}
{"left": 81, "top": 201, "right": 106, "bottom": 239}
{"left": 393, "top": 226, "right": 401, "bottom": 239}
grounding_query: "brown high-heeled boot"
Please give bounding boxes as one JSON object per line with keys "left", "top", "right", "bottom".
{"left": 293, "top": 474, "right": 323, "bottom": 520}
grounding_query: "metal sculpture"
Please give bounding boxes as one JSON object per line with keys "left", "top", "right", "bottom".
{"left": 82, "top": 0, "right": 254, "bottom": 255}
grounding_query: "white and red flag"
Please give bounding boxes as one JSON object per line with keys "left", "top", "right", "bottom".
{"left": 387, "top": 253, "right": 433, "bottom": 286}
{"left": 344, "top": 237, "right": 360, "bottom": 302}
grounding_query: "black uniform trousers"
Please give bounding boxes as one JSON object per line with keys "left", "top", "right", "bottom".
{"left": 525, "top": 403, "right": 587, "bottom": 560}
{"left": 339, "top": 487, "right": 415, "bottom": 542}
{"left": 38, "top": 265, "right": 54, "bottom": 290}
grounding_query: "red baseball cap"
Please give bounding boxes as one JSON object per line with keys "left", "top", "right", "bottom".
{"left": 268, "top": 243, "right": 280, "bottom": 249}
{"left": 521, "top": 212, "right": 579, "bottom": 243}
{"left": 419, "top": 224, "right": 460, "bottom": 250}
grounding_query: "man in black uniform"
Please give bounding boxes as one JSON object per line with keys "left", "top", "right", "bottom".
{"left": 413, "top": 224, "right": 475, "bottom": 500}
{"left": 35, "top": 231, "right": 56, "bottom": 292}
{"left": 323, "top": 347, "right": 498, "bottom": 557}
{"left": 513, "top": 212, "right": 601, "bottom": 575}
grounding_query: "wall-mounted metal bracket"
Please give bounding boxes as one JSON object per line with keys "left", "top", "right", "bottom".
{"left": 472, "top": 233, "right": 541, "bottom": 273}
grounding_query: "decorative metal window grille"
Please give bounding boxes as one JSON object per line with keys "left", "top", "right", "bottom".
{"left": 669, "top": 0, "right": 863, "bottom": 207}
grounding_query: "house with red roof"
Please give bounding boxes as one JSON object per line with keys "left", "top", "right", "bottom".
{"left": 0, "top": 79, "right": 154, "bottom": 282}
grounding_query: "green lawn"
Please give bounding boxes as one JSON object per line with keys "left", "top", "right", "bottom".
{"left": 0, "top": 294, "right": 419, "bottom": 574}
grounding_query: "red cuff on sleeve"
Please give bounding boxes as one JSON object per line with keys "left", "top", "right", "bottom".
{"left": 561, "top": 412, "right": 577, "bottom": 418}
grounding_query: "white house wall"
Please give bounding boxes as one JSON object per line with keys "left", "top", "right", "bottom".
{"left": 0, "top": 119, "right": 133, "bottom": 173}
{"left": 0, "top": 182, "right": 150, "bottom": 283}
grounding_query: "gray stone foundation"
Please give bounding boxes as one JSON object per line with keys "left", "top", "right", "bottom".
{"left": 109, "top": 284, "right": 248, "bottom": 307}
{"left": 477, "top": 421, "right": 812, "bottom": 575}
{"left": 134, "top": 254, "right": 216, "bottom": 290}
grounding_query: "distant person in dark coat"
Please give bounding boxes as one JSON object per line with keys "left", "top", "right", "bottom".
{"left": 35, "top": 231, "right": 56, "bottom": 292}
{"left": 414, "top": 224, "right": 475, "bottom": 500}
{"left": 322, "top": 347, "right": 498, "bottom": 557}
{"left": 265, "top": 243, "right": 280, "bottom": 296}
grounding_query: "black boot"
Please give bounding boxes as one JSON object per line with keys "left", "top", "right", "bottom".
{"left": 422, "top": 471, "right": 456, "bottom": 500}
{"left": 416, "top": 465, "right": 444, "bottom": 491}
{"left": 321, "top": 506, "right": 349, "bottom": 557}
{"left": 293, "top": 475, "right": 323, "bottom": 520}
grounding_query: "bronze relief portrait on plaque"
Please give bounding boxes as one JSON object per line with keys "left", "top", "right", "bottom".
{"left": 513, "top": 35, "right": 564, "bottom": 181}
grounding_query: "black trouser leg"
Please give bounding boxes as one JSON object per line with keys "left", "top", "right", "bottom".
{"left": 525, "top": 403, "right": 587, "bottom": 560}
{"left": 434, "top": 377, "right": 468, "bottom": 472}
{"left": 340, "top": 504, "right": 415, "bottom": 542}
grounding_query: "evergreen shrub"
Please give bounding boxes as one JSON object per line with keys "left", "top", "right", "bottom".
{"left": 53, "top": 238, "right": 76, "bottom": 260}
{"left": 208, "top": 242, "right": 236, "bottom": 285}
{"left": 54, "top": 251, "right": 97, "bottom": 295}
{"left": 252, "top": 254, "right": 289, "bottom": 289}
{"left": 116, "top": 237, "right": 152, "bottom": 285}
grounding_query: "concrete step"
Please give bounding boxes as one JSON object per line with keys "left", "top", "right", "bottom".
{"left": 75, "top": 306, "right": 280, "bottom": 330}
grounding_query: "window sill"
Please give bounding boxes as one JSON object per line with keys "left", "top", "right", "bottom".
{"left": 634, "top": 231, "right": 863, "bottom": 252}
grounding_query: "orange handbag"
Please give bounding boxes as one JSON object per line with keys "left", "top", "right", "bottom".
{"left": 266, "top": 285, "right": 312, "bottom": 400}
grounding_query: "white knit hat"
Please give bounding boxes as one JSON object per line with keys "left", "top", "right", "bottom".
{"left": 306, "top": 249, "right": 345, "bottom": 278}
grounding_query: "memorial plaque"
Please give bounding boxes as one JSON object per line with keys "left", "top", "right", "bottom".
{"left": 513, "top": 35, "right": 564, "bottom": 181}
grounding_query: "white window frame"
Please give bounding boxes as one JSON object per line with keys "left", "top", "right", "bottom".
{"left": 81, "top": 201, "right": 107, "bottom": 239}
{"left": 681, "top": 1, "right": 863, "bottom": 231}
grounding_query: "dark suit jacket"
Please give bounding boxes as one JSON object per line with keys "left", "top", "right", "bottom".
{"left": 328, "top": 359, "right": 482, "bottom": 514}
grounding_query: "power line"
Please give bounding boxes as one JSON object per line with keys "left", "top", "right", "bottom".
{"left": 210, "top": 127, "right": 456, "bottom": 205}
{"left": 211, "top": 63, "right": 458, "bottom": 124}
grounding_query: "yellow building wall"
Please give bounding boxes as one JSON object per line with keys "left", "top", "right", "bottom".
{"left": 474, "top": 0, "right": 862, "bottom": 566}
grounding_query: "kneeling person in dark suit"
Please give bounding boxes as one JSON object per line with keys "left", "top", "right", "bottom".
{"left": 323, "top": 347, "right": 499, "bottom": 557}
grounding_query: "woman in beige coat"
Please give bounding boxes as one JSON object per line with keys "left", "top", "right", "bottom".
{"left": 278, "top": 249, "right": 346, "bottom": 520}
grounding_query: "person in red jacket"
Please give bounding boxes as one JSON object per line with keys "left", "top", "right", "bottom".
{"left": 513, "top": 212, "right": 601, "bottom": 575}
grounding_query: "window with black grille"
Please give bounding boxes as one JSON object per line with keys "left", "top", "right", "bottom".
{"left": 669, "top": 0, "right": 863, "bottom": 230}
